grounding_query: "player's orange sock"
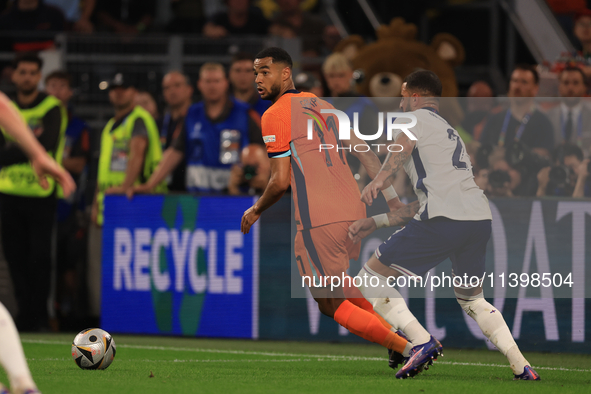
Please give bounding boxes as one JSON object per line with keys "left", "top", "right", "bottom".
{"left": 343, "top": 278, "right": 393, "bottom": 331}
{"left": 333, "top": 300, "right": 407, "bottom": 353}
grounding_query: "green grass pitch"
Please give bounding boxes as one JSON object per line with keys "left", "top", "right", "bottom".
{"left": 4, "top": 333, "right": 590, "bottom": 393}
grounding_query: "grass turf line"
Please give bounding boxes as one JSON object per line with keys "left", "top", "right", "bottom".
{"left": 0, "top": 334, "right": 586, "bottom": 394}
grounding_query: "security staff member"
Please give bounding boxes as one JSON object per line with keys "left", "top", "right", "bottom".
{"left": 87, "top": 72, "right": 165, "bottom": 318}
{"left": 90, "top": 73, "right": 166, "bottom": 227}
{"left": 0, "top": 52, "right": 67, "bottom": 331}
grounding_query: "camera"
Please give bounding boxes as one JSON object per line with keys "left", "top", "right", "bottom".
{"left": 243, "top": 165, "right": 258, "bottom": 180}
{"left": 548, "top": 166, "right": 570, "bottom": 190}
{"left": 475, "top": 142, "right": 494, "bottom": 170}
{"left": 488, "top": 169, "right": 511, "bottom": 189}
{"left": 505, "top": 141, "right": 551, "bottom": 176}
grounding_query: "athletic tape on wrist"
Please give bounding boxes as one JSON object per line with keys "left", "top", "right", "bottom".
{"left": 372, "top": 213, "right": 389, "bottom": 229}
{"left": 382, "top": 185, "right": 398, "bottom": 201}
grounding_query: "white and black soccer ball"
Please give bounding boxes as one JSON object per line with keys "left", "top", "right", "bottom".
{"left": 71, "top": 328, "right": 116, "bottom": 370}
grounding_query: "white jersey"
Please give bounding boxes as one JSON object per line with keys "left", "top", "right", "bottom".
{"left": 395, "top": 108, "right": 492, "bottom": 222}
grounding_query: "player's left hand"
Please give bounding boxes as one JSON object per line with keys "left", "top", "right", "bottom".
{"left": 360, "top": 179, "right": 383, "bottom": 206}
{"left": 348, "top": 217, "right": 377, "bottom": 244}
{"left": 31, "top": 153, "right": 76, "bottom": 198}
{"left": 241, "top": 206, "right": 261, "bottom": 234}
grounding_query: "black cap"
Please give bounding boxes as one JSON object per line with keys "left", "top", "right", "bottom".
{"left": 294, "top": 72, "right": 320, "bottom": 91}
{"left": 107, "top": 72, "right": 134, "bottom": 89}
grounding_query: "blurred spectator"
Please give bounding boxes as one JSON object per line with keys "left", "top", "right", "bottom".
{"left": 0, "top": 52, "right": 67, "bottom": 331}
{"left": 167, "top": 0, "right": 204, "bottom": 33}
{"left": 0, "top": 0, "right": 65, "bottom": 51}
{"left": 91, "top": 72, "right": 164, "bottom": 227}
{"left": 132, "top": 63, "right": 262, "bottom": 195}
{"left": 294, "top": 71, "right": 323, "bottom": 96}
{"left": 322, "top": 53, "right": 354, "bottom": 97}
{"left": 479, "top": 64, "right": 554, "bottom": 158}
{"left": 257, "top": 0, "right": 320, "bottom": 19}
{"left": 227, "top": 144, "right": 270, "bottom": 195}
{"left": 203, "top": 0, "right": 269, "bottom": 39}
{"left": 546, "top": 0, "right": 587, "bottom": 44}
{"left": 135, "top": 89, "right": 159, "bottom": 120}
{"left": 45, "top": 70, "right": 91, "bottom": 329}
{"left": 574, "top": 9, "right": 591, "bottom": 58}
{"left": 270, "top": 0, "right": 339, "bottom": 56}
{"left": 545, "top": 66, "right": 591, "bottom": 156}
{"left": 229, "top": 52, "right": 270, "bottom": 117}
{"left": 44, "top": 0, "right": 95, "bottom": 32}
{"left": 45, "top": 70, "right": 90, "bottom": 187}
{"left": 537, "top": 143, "right": 584, "bottom": 197}
{"left": 461, "top": 80, "right": 496, "bottom": 140}
{"left": 573, "top": 157, "right": 591, "bottom": 196}
{"left": 95, "top": 0, "right": 156, "bottom": 34}
{"left": 160, "top": 70, "right": 193, "bottom": 191}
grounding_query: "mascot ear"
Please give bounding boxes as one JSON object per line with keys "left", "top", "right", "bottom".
{"left": 431, "top": 33, "right": 465, "bottom": 67}
{"left": 333, "top": 35, "right": 366, "bottom": 61}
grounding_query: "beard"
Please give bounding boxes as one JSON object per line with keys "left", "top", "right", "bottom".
{"left": 265, "top": 82, "right": 282, "bottom": 102}
{"left": 18, "top": 86, "right": 36, "bottom": 96}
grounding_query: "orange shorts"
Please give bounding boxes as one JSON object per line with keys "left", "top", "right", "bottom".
{"left": 294, "top": 221, "right": 361, "bottom": 279}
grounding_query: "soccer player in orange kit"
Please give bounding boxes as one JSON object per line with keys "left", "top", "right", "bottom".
{"left": 240, "top": 47, "right": 420, "bottom": 367}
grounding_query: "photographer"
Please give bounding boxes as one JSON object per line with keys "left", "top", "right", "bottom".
{"left": 228, "top": 144, "right": 270, "bottom": 195}
{"left": 477, "top": 145, "right": 541, "bottom": 197}
{"left": 537, "top": 144, "right": 585, "bottom": 197}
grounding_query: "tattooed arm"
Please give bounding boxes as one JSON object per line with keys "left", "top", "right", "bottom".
{"left": 348, "top": 200, "right": 420, "bottom": 244}
{"left": 360, "top": 133, "right": 416, "bottom": 206}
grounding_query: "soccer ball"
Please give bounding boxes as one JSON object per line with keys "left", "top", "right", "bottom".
{"left": 71, "top": 328, "right": 116, "bottom": 370}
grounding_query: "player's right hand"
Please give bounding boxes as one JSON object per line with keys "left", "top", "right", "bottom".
{"left": 31, "top": 153, "right": 76, "bottom": 198}
{"left": 360, "top": 179, "right": 383, "bottom": 206}
{"left": 348, "top": 217, "right": 377, "bottom": 244}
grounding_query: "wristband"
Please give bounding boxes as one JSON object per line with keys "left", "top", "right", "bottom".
{"left": 372, "top": 213, "right": 389, "bottom": 229}
{"left": 382, "top": 185, "right": 398, "bottom": 201}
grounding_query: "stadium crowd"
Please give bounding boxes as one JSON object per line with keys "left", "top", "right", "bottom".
{"left": 1, "top": 0, "right": 591, "bottom": 332}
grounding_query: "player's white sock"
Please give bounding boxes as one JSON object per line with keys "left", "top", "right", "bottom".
{"left": 0, "top": 302, "right": 37, "bottom": 392}
{"left": 455, "top": 291, "right": 529, "bottom": 374}
{"left": 357, "top": 265, "right": 431, "bottom": 346}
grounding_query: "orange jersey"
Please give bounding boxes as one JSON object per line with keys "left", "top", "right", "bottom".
{"left": 262, "top": 90, "right": 365, "bottom": 230}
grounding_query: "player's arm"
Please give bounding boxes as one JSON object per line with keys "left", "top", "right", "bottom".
{"left": 360, "top": 133, "right": 416, "bottom": 206}
{"left": 0, "top": 92, "right": 75, "bottom": 197}
{"left": 342, "top": 129, "right": 405, "bottom": 211}
{"left": 348, "top": 200, "right": 420, "bottom": 244}
{"left": 241, "top": 156, "right": 290, "bottom": 234}
{"left": 241, "top": 112, "right": 291, "bottom": 234}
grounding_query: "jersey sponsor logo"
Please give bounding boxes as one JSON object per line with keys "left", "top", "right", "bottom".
{"left": 263, "top": 135, "right": 276, "bottom": 143}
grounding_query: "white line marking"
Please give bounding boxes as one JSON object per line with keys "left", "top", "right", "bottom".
{"left": 22, "top": 340, "right": 591, "bottom": 373}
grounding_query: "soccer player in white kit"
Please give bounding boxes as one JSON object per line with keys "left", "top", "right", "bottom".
{"left": 0, "top": 91, "right": 76, "bottom": 394}
{"left": 348, "top": 71, "right": 540, "bottom": 381}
